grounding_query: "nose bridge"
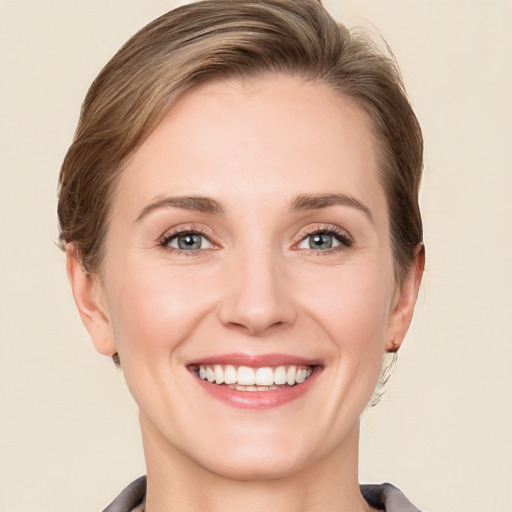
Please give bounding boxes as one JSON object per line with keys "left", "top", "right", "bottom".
{"left": 219, "top": 242, "right": 296, "bottom": 335}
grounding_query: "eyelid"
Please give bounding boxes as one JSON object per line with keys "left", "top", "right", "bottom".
{"left": 293, "top": 224, "right": 354, "bottom": 250}
{"left": 159, "top": 224, "right": 219, "bottom": 252}
{"left": 157, "top": 223, "right": 353, "bottom": 255}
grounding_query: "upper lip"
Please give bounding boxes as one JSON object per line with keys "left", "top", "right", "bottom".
{"left": 187, "top": 353, "right": 322, "bottom": 368}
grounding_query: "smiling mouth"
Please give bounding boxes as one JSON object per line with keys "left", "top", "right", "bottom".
{"left": 191, "top": 364, "right": 314, "bottom": 391}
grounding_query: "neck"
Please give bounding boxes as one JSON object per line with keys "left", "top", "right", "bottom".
{"left": 140, "top": 414, "right": 371, "bottom": 512}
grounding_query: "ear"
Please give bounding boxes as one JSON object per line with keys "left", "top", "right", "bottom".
{"left": 385, "top": 244, "right": 425, "bottom": 353}
{"left": 65, "top": 245, "right": 117, "bottom": 356}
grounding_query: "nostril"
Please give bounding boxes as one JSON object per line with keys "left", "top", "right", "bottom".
{"left": 224, "top": 317, "right": 291, "bottom": 336}
{"left": 217, "top": 263, "right": 298, "bottom": 334}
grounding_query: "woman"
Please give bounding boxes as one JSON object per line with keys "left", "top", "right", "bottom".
{"left": 58, "top": 1, "right": 425, "bottom": 511}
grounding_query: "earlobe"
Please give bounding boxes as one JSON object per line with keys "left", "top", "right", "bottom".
{"left": 65, "top": 245, "right": 117, "bottom": 356}
{"left": 385, "top": 243, "right": 425, "bottom": 353}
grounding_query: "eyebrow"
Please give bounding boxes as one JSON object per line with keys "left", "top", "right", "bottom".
{"left": 135, "top": 195, "right": 225, "bottom": 222}
{"left": 135, "top": 192, "right": 374, "bottom": 223}
{"left": 289, "top": 193, "right": 374, "bottom": 224}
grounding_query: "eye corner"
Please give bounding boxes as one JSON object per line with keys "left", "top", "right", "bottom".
{"left": 293, "top": 224, "right": 354, "bottom": 253}
{"left": 159, "top": 225, "right": 219, "bottom": 255}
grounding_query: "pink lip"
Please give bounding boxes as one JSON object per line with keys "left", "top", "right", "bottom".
{"left": 187, "top": 352, "right": 321, "bottom": 368}
{"left": 187, "top": 353, "right": 322, "bottom": 410}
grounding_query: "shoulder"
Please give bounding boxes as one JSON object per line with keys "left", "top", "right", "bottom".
{"left": 102, "top": 476, "right": 146, "bottom": 512}
{"left": 360, "top": 482, "right": 422, "bottom": 512}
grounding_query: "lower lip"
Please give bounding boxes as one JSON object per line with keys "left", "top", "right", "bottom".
{"left": 192, "top": 369, "right": 320, "bottom": 410}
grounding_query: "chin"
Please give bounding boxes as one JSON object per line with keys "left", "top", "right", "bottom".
{"left": 196, "top": 445, "right": 311, "bottom": 481}
{"left": 182, "top": 421, "right": 346, "bottom": 482}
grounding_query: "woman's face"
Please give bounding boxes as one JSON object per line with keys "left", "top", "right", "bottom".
{"left": 72, "top": 75, "right": 419, "bottom": 479}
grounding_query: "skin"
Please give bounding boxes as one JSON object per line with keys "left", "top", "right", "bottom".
{"left": 67, "top": 75, "right": 424, "bottom": 512}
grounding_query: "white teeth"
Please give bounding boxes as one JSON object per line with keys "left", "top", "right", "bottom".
{"left": 232, "top": 384, "right": 278, "bottom": 391}
{"left": 255, "top": 367, "right": 274, "bottom": 386}
{"left": 274, "top": 366, "right": 287, "bottom": 385}
{"left": 224, "top": 365, "right": 237, "bottom": 384}
{"left": 286, "top": 366, "right": 296, "bottom": 386}
{"left": 196, "top": 363, "right": 314, "bottom": 389}
{"left": 214, "top": 364, "right": 224, "bottom": 384}
{"left": 296, "top": 368, "right": 307, "bottom": 383}
{"left": 238, "top": 384, "right": 256, "bottom": 391}
{"left": 237, "top": 366, "right": 256, "bottom": 385}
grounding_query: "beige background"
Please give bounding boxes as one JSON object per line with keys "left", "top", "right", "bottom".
{"left": 1, "top": 1, "right": 511, "bottom": 511}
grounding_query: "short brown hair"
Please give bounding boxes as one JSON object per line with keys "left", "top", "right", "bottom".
{"left": 58, "top": 0, "right": 423, "bottom": 283}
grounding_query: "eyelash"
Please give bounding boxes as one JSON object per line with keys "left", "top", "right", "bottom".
{"left": 294, "top": 225, "right": 353, "bottom": 254}
{"left": 160, "top": 226, "right": 215, "bottom": 256}
{"left": 159, "top": 224, "right": 353, "bottom": 256}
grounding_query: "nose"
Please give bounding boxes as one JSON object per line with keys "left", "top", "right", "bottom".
{"left": 218, "top": 248, "right": 297, "bottom": 336}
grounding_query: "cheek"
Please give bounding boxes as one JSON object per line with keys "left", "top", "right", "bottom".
{"left": 298, "top": 259, "right": 395, "bottom": 402}
{"left": 103, "top": 260, "right": 223, "bottom": 425}
{"left": 301, "top": 261, "right": 394, "bottom": 347}
{"left": 105, "top": 260, "right": 220, "bottom": 358}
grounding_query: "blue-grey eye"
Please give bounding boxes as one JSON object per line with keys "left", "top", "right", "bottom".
{"left": 298, "top": 232, "right": 342, "bottom": 250}
{"left": 167, "top": 233, "right": 212, "bottom": 250}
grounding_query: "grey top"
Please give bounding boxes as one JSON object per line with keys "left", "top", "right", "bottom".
{"left": 102, "top": 476, "right": 422, "bottom": 512}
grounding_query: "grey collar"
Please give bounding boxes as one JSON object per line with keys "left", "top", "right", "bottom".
{"left": 103, "top": 476, "right": 422, "bottom": 512}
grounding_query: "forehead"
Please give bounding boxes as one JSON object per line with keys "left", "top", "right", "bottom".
{"left": 115, "top": 75, "right": 386, "bottom": 221}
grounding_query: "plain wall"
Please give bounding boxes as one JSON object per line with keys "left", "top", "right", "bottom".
{"left": 1, "top": 1, "right": 511, "bottom": 510}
